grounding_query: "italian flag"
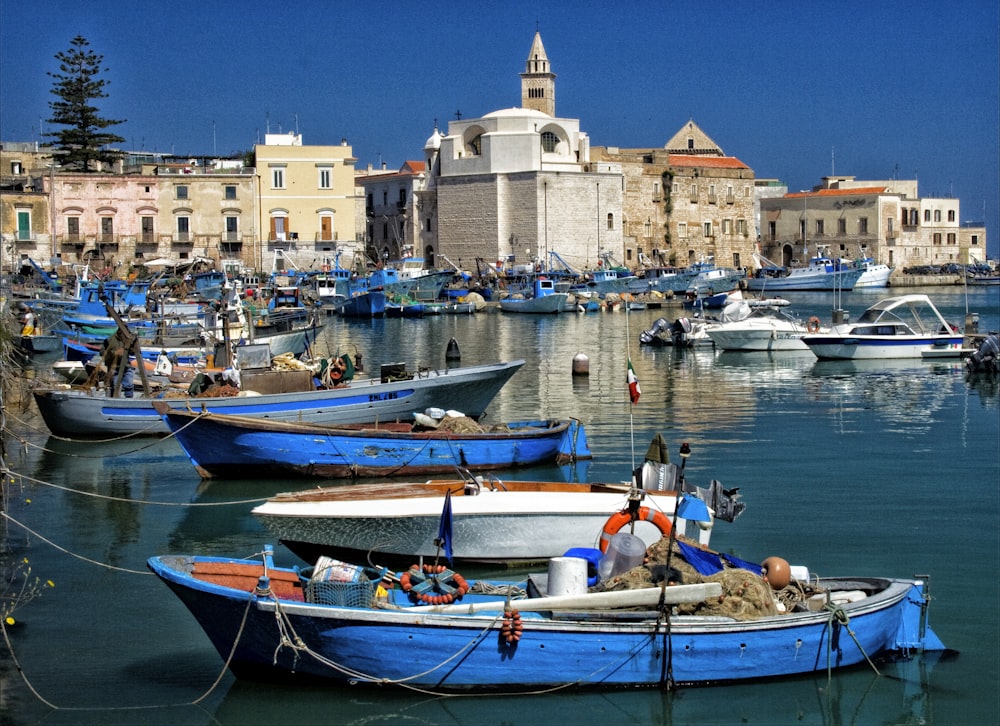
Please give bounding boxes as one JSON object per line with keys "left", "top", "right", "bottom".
{"left": 627, "top": 359, "right": 641, "bottom": 404}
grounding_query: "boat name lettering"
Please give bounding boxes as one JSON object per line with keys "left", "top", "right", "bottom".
{"left": 368, "top": 391, "right": 399, "bottom": 402}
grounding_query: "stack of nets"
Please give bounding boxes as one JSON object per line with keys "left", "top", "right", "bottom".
{"left": 593, "top": 534, "right": 817, "bottom": 620}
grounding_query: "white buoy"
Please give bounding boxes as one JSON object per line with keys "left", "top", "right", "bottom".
{"left": 547, "top": 556, "right": 588, "bottom": 596}
{"left": 572, "top": 352, "right": 589, "bottom": 376}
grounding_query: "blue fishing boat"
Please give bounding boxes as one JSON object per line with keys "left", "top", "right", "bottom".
{"left": 499, "top": 277, "right": 569, "bottom": 314}
{"left": 31, "top": 358, "right": 525, "bottom": 437}
{"left": 338, "top": 268, "right": 398, "bottom": 317}
{"left": 154, "top": 407, "right": 590, "bottom": 478}
{"left": 148, "top": 539, "right": 946, "bottom": 690}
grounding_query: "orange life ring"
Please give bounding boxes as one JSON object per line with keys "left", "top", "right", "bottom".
{"left": 599, "top": 506, "right": 672, "bottom": 553}
{"left": 806, "top": 316, "right": 821, "bottom": 334}
{"left": 328, "top": 357, "right": 346, "bottom": 381}
{"left": 400, "top": 564, "right": 470, "bottom": 605}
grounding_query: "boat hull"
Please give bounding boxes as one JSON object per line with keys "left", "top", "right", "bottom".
{"left": 160, "top": 413, "right": 590, "bottom": 479}
{"left": 707, "top": 321, "right": 810, "bottom": 352}
{"left": 499, "top": 293, "right": 569, "bottom": 314}
{"left": 803, "top": 335, "right": 965, "bottom": 359}
{"left": 746, "top": 267, "right": 862, "bottom": 292}
{"left": 148, "top": 553, "right": 945, "bottom": 690}
{"left": 253, "top": 483, "right": 692, "bottom": 565}
{"left": 31, "top": 359, "right": 524, "bottom": 437}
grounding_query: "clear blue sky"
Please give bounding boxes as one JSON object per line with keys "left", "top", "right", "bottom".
{"left": 3, "top": 0, "right": 997, "bottom": 257}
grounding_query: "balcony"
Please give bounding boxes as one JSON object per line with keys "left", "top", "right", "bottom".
{"left": 172, "top": 232, "right": 192, "bottom": 245}
{"left": 707, "top": 193, "right": 717, "bottom": 205}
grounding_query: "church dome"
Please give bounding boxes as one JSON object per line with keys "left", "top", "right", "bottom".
{"left": 424, "top": 129, "right": 442, "bottom": 150}
{"left": 482, "top": 107, "right": 551, "bottom": 119}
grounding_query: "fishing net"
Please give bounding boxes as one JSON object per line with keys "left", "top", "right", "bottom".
{"left": 592, "top": 534, "right": 817, "bottom": 620}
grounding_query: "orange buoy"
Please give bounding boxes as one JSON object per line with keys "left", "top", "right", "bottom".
{"left": 761, "top": 556, "right": 791, "bottom": 590}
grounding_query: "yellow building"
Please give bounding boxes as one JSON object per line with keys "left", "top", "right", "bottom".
{"left": 254, "top": 132, "right": 358, "bottom": 271}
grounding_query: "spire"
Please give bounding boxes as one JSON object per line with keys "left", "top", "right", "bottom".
{"left": 520, "top": 31, "right": 556, "bottom": 116}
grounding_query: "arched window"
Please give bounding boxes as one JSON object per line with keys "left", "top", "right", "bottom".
{"left": 607, "top": 213, "right": 614, "bottom": 231}
{"left": 541, "top": 131, "right": 558, "bottom": 153}
{"left": 469, "top": 134, "right": 482, "bottom": 156}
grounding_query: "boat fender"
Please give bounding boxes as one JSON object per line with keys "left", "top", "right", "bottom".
{"left": 400, "top": 564, "right": 470, "bottom": 605}
{"left": 599, "top": 507, "right": 671, "bottom": 554}
{"left": 806, "top": 316, "right": 821, "bottom": 334}
{"left": 761, "top": 556, "right": 791, "bottom": 590}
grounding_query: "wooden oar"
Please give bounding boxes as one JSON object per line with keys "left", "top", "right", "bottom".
{"left": 408, "top": 582, "right": 722, "bottom": 615}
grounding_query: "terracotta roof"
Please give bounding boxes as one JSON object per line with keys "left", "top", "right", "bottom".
{"left": 786, "top": 187, "right": 887, "bottom": 198}
{"left": 668, "top": 154, "right": 749, "bottom": 170}
{"left": 401, "top": 160, "right": 426, "bottom": 173}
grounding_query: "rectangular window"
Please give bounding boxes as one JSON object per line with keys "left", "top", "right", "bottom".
{"left": 272, "top": 168, "right": 285, "bottom": 189}
{"left": 225, "top": 216, "right": 238, "bottom": 242}
{"left": 67, "top": 217, "right": 80, "bottom": 241}
{"left": 722, "top": 218, "right": 732, "bottom": 235}
{"left": 858, "top": 218, "right": 868, "bottom": 235}
{"left": 678, "top": 222, "right": 688, "bottom": 238}
{"left": 838, "top": 218, "right": 847, "bottom": 235}
{"left": 224, "top": 185, "right": 237, "bottom": 200}
{"left": 815, "top": 219, "right": 824, "bottom": 236}
{"left": 177, "top": 216, "right": 190, "bottom": 241}
{"left": 934, "top": 210, "right": 941, "bottom": 222}
{"left": 176, "top": 185, "right": 188, "bottom": 200}
{"left": 100, "top": 217, "right": 114, "bottom": 242}
{"left": 924, "top": 209, "right": 931, "bottom": 222}
{"left": 319, "top": 169, "right": 331, "bottom": 189}
{"left": 703, "top": 221, "right": 713, "bottom": 237}
{"left": 16, "top": 210, "right": 31, "bottom": 240}
{"left": 947, "top": 210, "right": 955, "bottom": 222}
{"left": 141, "top": 216, "right": 154, "bottom": 242}
{"left": 399, "top": 188, "right": 407, "bottom": 205}
{"left": 736, "top": 219, "right": 746, "bottom": 235}
{"left": 933, "top": 233, "right": 941, "bottom": 246}
{"left": 947, "top": 233, "right": 956, "bottom": 245}
{"left": 768, "top": 221, "right": 776, "bottom": 240}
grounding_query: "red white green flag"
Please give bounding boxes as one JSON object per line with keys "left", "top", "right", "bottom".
{"left": 627, "top": 358, "right": 641, "bottom": 404}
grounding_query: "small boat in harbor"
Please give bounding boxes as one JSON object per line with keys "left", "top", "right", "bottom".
{"left": 149, "top": 534, "right": 945, "bottom": 690}
{"left": 155, "top": 406, "right": 591, "bottom": 479}
{"left": 747, "top": 255, "right": 863, "bottom": 292}
{"left": 251, "top": 435, "right": 745, "bottom": 566}
{"left": 853, "top": 257, "right": 893, "bottom": 288}
{"left": 802, "top": 294, "right": 965, "bottom": 360}
{"left": 31, "top": 357, "right": 525, "bottom": 437}
{"left": 499, "top": 277, "right": 570, "bottom": 314}
{"left": 705, "top": 302, "right": 817, "bottom": 352}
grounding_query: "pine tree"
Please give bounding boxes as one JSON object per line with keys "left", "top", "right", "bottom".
{"left": 46, "top": 35, "right": 126, "bottom": 172}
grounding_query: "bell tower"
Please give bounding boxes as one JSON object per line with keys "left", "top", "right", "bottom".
{"left": 520, "top": 31, "right": 556, "bottom": 116}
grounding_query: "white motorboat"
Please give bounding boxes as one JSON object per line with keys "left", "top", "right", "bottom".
{"left": 802, "top": 294, "right": 965, "bottom": 360}
{"left": 853, "top": 257, "right": 893, "bottom": 288}
{"left": 706, "top": 302, "right": 816, "bottom": 352}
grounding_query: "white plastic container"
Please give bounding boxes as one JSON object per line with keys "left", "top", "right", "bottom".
{"left": 547, "top": 556, "right": 589, "bottom": 596}
{"left": 598, "top": 532, "right": 646, "bottom": 580}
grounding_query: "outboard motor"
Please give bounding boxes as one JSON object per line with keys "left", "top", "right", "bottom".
{"left": 671, "top": 317, "right": 693, "bottom": 346}
{"left": 639, "top": 317, "right": 671, "bottom": 346}
{"left": 966, "top": 333, "right": 1000, "bottom": 374}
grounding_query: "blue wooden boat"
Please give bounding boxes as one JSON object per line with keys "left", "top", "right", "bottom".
{"left": 499, "top": 277, "right": 569, "bottom": 314}
{"left": 339, "top": 269, "right": 398, "bottom": 317}
{"left": 31, "top": 358, "right": 525, "bottom": 437}
{"left": 148, "top": 541, "right": 946, "bottom": 690}
{"left": 155, "top": 407, "right": 591, "bottom": 478}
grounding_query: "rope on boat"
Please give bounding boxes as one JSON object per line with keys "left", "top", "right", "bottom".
{"left": 824, "top": 601, "right": 881, "bottom": 679}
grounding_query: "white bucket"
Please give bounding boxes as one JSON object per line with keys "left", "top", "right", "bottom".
{"left": 547, "top": 556, "right": 588, "bottom": 596}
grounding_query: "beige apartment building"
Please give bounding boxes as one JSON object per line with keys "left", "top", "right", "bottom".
{"left": 759, "top": 176, "right": 988, "bottom": 270}
{"left": 254, "top": 132, "right": 358, "bottom": 272}
{"left": 591, "top": 120, "right": 757, "bottom": 272}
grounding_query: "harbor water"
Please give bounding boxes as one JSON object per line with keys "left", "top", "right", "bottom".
{"left": 2, "top": 286, "right": 998, "bottom": 725}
